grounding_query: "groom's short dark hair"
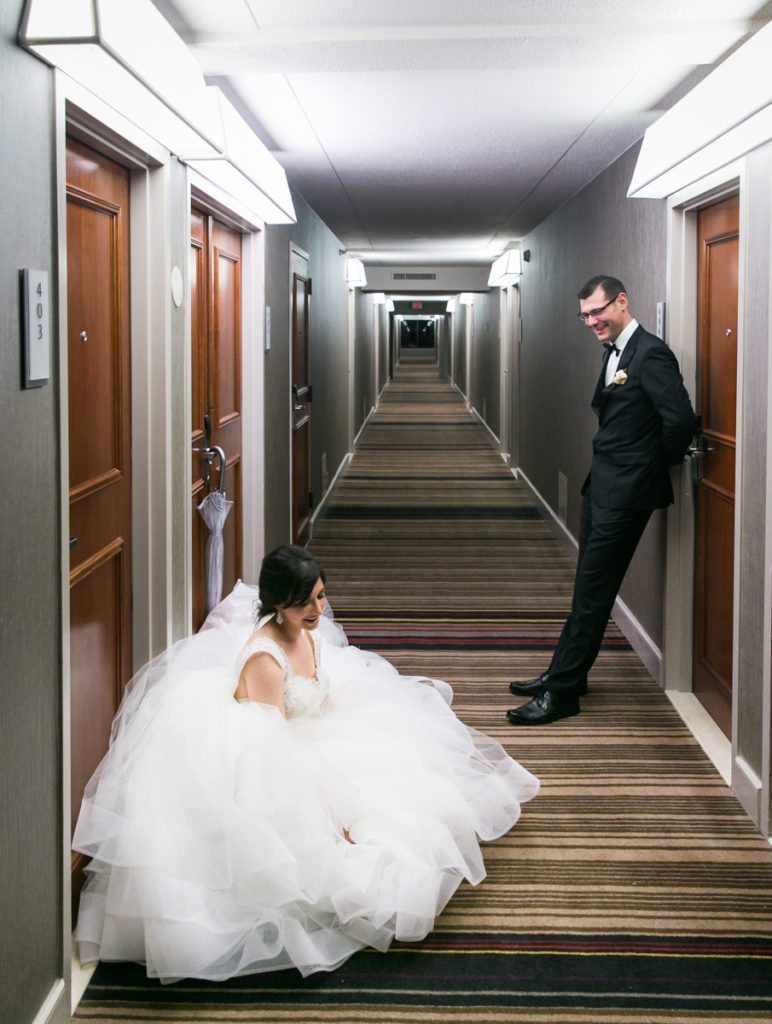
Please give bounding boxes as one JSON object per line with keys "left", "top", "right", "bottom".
{"left": 577, "top": 275, "right": 626, "bottom": 301}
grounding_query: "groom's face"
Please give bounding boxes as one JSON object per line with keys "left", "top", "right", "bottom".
{"left": 579, "top": 286, "right": 629, "bottom": 344}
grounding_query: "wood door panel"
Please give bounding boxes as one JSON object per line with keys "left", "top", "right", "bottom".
{"left": 67, "top": 138, "right": 132, "bottom": 910}
{"left": 213, "top": 244, "right": 240, "bottom": 425}
{"left": 69, "top": 545, "right": 123, "bottom": 834}
{"left": 693, "top": 195, "right": 738, "bottom": 738}
{"left": 191, "top": 209, "right": 242, "bottom": 629}
{"left": 695, "top": 488, "right": 734, "bottom": 685}
{"left": 221, "top": 457, "right": 241, "bottom": 599}
{"left": 703, "top": 235, "right": 738, "bottom": 439}
{"left": 67, "top": 197, "right": 126, "bottom": 496}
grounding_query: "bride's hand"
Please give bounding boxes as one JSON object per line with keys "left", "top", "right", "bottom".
{"left": 342, "top": 828, "right": 354, "bottom": 845}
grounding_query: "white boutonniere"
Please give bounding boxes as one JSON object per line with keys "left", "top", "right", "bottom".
{"left": 613, "top": 369, "right": 628, "bottom": 386}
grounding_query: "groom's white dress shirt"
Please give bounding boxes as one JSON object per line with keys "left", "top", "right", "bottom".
{"left": 604, "top": 318, "right": 638, "bottom": 386}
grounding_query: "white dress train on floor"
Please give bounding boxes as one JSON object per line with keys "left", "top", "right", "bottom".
{"left": 73, "top": 583, "right": 539, "bottom": 982}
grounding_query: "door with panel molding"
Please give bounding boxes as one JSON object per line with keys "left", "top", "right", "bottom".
{"left": 692, "top": 194, "right": 739, "bottom": 739}
{"left": 67, "top": 137, "right": 132, "bottom": 902}
{"left": 190, "top": 207, "right": 243, "bottom": 630}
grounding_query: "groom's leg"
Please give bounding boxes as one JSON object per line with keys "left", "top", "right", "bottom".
{"left": 546, "top": 495, "right": 651, "bottom": 696}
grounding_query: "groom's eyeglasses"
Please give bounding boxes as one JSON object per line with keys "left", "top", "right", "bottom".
{"left": 577, "top": 296, "right": 618, "bottom": 323}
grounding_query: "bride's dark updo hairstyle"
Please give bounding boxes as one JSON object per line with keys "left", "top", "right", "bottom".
{"left": 258, "top": 545, "right": 326, "bottom": 618}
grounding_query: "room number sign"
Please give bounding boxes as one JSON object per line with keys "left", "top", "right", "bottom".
{"left": 22, "top": 268, "right": 51, "bottom": 388}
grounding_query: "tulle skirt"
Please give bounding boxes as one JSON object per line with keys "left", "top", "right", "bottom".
{"left": 73, "top": 595, "right": 539, "bottom": 982}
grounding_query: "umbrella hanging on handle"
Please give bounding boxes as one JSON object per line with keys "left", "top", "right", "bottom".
{"left": 197, "top": 445, "right": 233, "bottom": 616}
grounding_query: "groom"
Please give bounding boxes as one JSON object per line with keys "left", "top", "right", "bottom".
{"left": 507, "top": 275, "right": 697, "bottom": 726}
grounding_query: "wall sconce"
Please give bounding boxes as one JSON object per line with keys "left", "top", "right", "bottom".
{"left": 185, "top": 89, "right": 295, "bottom": 223}
{"left": 385, "top": 300, "right": 395, "bottom": 312}
{"left": 19, "top": 0, "right": 295, "bottom": 224}
{"left": 372, "top": 292, "right": 386, "bottom": 304}
{"left": 346, "top": 258, "right": 367, "bottom": 289}
{"left": 487, "top": 249, "right": 522, "bottom": 287}
{"left": 628, "top": 20, "right": 772, "bottom": 198}
{"left": 458, "top": 293, "right": 474, "bottom": 306}
{"left": 20, "top": 0, "right": 223, "bottom": 156}
{"left": 446, "top": 298, "right": 457, "bottom": 313}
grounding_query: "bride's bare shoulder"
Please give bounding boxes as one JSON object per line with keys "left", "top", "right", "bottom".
{"left": 246, "top": 622, "right": 280, "bottom": 643}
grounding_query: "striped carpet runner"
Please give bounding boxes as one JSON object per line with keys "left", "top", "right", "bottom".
{"left": 75, "top": 363, "right": 772, "bottom": 1023}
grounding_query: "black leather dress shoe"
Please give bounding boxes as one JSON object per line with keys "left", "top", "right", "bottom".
{"left": 509, "top": 673, "right": 588, "bottom": 697}
{"left": 506, "top": 690, "right": 580, "bottom": 726}
{"left": 508, "top": 672, "right": 549, "bottom": 697}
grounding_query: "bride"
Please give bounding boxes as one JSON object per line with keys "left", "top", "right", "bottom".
{"left": 73, "top": 545, "right": 539, "bottom": 983}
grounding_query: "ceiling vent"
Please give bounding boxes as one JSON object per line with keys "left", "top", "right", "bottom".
{"left": 392, "top": 272, "right": 436, "bottom": 280}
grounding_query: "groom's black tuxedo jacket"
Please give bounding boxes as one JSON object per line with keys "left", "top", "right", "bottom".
{"left": 582, "top": 325, "right": 697, "bottom": 510}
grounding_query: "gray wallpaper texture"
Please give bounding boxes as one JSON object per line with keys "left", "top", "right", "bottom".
{"left": 0, "top": 5, "right": 64, "bottom": 1023}
{"left": 518, "top": 142, "right": 674, "bottom": 648}
{"left": 469, "top": 288, "right": 500, "bottom": 436}
{"left": 263, "top": 191, "right": 349, "bottom": 551}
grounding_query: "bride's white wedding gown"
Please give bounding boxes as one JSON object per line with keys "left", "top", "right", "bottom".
{"left": 73, "top": 584, "right": 539, "bottom": 983}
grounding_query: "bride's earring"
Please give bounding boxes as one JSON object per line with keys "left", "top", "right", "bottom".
{"left": 275, "top": 609, "right": 284, "bottom": 625}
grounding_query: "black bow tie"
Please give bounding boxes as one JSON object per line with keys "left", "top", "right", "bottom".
{"left": 603, "top": 342, "right": 619, "bottom": 355}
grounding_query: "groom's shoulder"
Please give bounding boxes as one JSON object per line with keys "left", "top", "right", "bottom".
{"left": 633, "top": 326, "right": 677, "bottom": 362}
{"left": 633, "top": 324, "right": 663, "bottom": 348}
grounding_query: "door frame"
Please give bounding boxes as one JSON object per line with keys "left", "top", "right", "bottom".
{"left": 663, "top": 160, "right": 750, "bottom": 791}
{"left": 288, "top": 243, "right": 311, "bottom": 542}
{"left": 54, "top": 75, "right": 269, "bottom": 1011}
{"left": 465, "top": 302, "right": 474, "bottom": 407}
{"left": 53, "top": 72, "right": 176, "bottom": 1016}
{"left": 372, "top": 299, "right": 380, "bottom": 406}
{"left": 347, "top": 286, "right": 356, "bottom": 449}
{"left": 186, "top": 177, "right": 267, "bottom": 613}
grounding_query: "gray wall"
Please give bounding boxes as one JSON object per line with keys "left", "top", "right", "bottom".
{"left": 518, "top": 142, "right": 671, "bottom": 648}
{"left": 470, "top": 289, "right": 500, "bottom": 435}
{"left": 0, "top": 5, "right": 65, "bottom": 1023}
{"left": 455, "top": 305, "right": 468, "bottom": 396}
{"left": 263, "top": 191, "right": 349, "bottom": 550}
{"left": 378, "top": 303, "right": 389, "bottom": 395}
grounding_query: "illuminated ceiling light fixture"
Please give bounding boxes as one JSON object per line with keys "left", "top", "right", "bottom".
{"left": 19, "top": 0, "right": 294, "bottom": 223}
{"left": 628, "top": 20, "right": 772, "bottom": 198}
{"left": 346, "top": 258, "right": 367, "bottom": 289}
{"left": 19, "top": 0, "right": 223, "bottom": 155}
{"left": 185, "top": 89, "right": 295, "bottom": 223}
{"left": 487, "top": 249, "right": 522, "bottom": 287}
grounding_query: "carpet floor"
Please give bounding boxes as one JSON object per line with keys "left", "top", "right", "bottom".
{"left": 74, "top": 364, "right": 772, "bottom": 1023}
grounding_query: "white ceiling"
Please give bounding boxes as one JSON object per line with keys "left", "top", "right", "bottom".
{"left": 153, "top": 0, "right": 772, "bottom": 265}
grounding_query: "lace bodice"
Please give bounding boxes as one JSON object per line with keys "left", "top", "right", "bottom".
{"left": 235, "top": 631, "right": 330, "bottom": 719}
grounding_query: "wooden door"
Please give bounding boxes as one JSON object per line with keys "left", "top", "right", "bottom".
{"left": 67, "top": 139, "right": 132, "bottom": 895}
{"left": 190, "top": 208, "right": 243, "bottom": 630}
{"left": 693, "top": 194, "right": 739, "bottom": 738}
{"left": 292, "top": 273, "right": 312, "bottom": 544}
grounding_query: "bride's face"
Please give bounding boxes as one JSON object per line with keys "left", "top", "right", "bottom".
{"left": 281, "top": 577, "right": 327, "bottom": 632}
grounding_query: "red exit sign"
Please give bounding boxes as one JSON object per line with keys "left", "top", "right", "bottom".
{"left": 411, "top": 301, "right": 423, "bottom": 309}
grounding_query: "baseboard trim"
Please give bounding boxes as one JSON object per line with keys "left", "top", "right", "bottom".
{"left": 733, "top": 753, "right": 763, "bottom": 823}
{"left": 310, "top": 452, "right": 353, "bottom": 527}
{"left": 32, "top": 979, "right": 66, "bottom": 1024}
{"left": 515, "top": 466, "right": 663, "bottom": 684}
{"left": 470, "top": 405, "right": 500, "bottom": 447}
{"left": 353, "top": 404, "right": 376, "bottom": 447}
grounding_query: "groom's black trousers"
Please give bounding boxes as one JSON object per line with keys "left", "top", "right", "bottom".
{"left": 546, "top": 486, "right": 652, "bottom": 696}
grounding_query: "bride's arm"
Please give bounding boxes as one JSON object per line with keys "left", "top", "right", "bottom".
{"left": 235, "top": 653, "right": 286, "bottom": 715}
